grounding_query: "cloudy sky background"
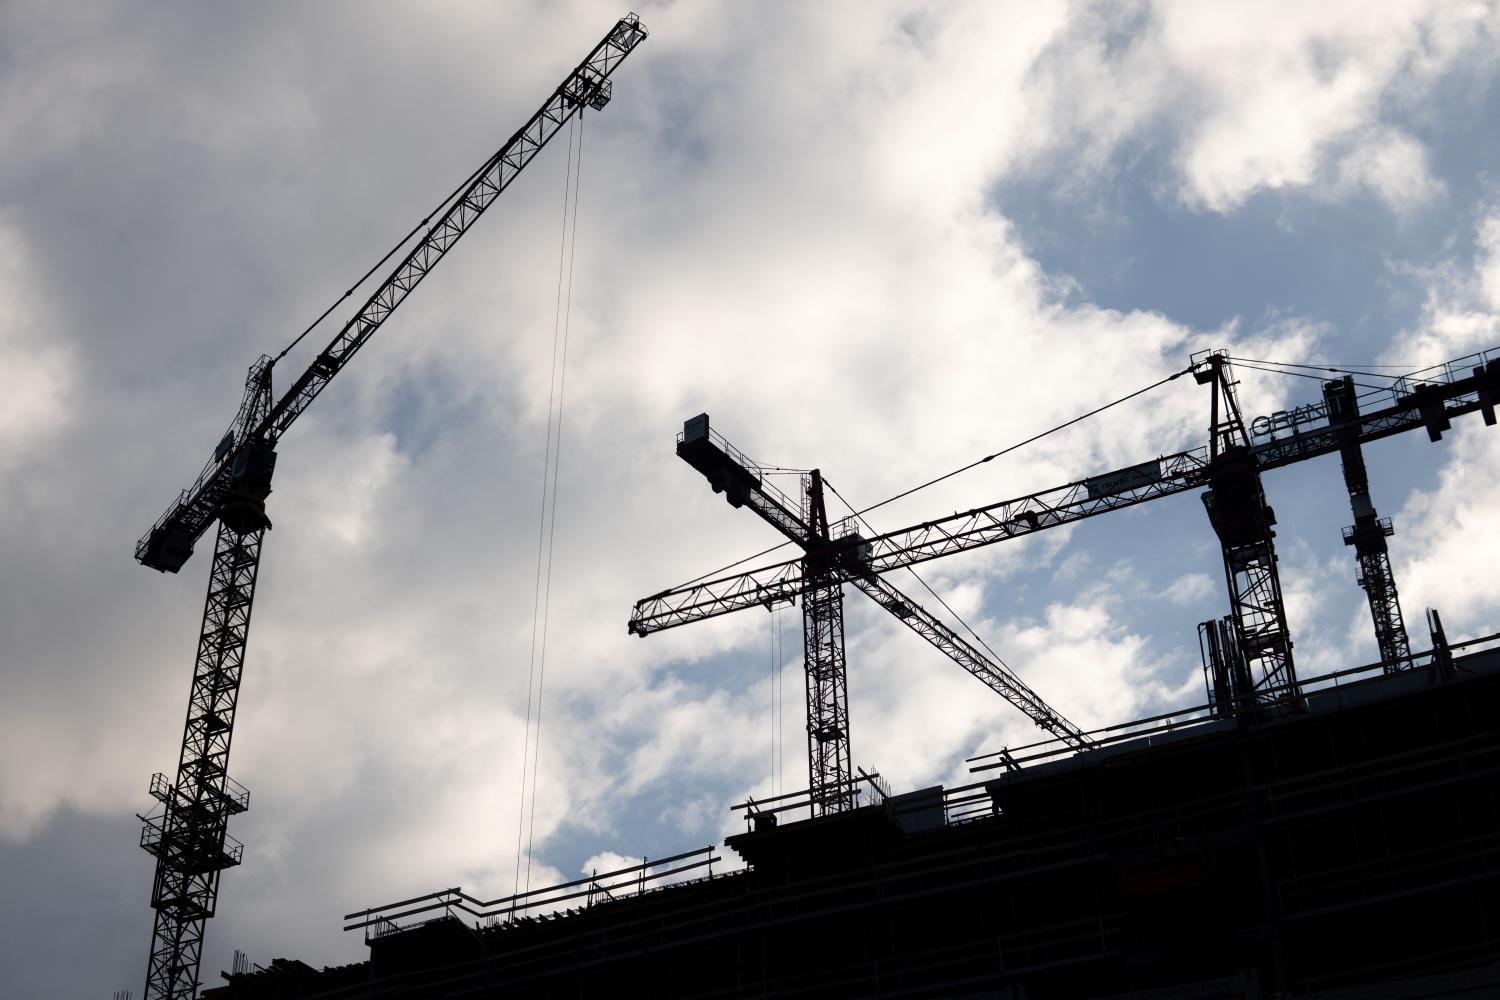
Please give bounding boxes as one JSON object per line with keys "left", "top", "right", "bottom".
{"left": 4, "top": 0, "right": 1500, "bottom": 994}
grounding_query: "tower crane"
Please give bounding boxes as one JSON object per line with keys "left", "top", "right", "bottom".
{"left": 656, "top": 415, "right": 1091, "bottom": 815}
{"left": 132, "top": 16, "right": 647, "bottom": 999}
{"left": 629, "top": 350, "right": 1499, "bottom": 810}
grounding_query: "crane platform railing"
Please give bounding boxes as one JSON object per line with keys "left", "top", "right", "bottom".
{"left": 1250, "top": 347, "right": 1498, "bottom": 441}
{"left": 733, "top": 771, "right": 1008, "bottom": 831}
{"left": 677, "top": 419, "right": 806, "bottom": 522}
{"left": 342, "top": 845, "right": 721, "bottom": 941}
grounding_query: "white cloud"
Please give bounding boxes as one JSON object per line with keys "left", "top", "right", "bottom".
{"left": 0, "top": 223, "right": 72, "bottom": 474}
{"left": 1388, "top": 208, "right": 1500, "bottom": 364}
{"left": 1394, "top": 423, "right": 1500, "bottom": 638}
{"left": 1161, "top": 572, "right": 1214, "bottom": 605}
{"left": 1019, "top": 0, "right": 1499, "bottom": 214}
{"left": 0, "top": 2, "right": 1494, "bottom": 992}
{"left": 1331, "top": 126, "right": 1444, "bottom": 212}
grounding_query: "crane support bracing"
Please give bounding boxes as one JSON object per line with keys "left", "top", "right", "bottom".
{"left": 848, "top": 573, "right": 1092, "bottom": 747}
{"left": 134, "top": 15, "right": 647, "bottom": 1000}
{"left": 801, "top": 482, "right": 855, "bottom": 814}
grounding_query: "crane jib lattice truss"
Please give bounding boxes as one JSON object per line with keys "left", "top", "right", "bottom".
{"left": 629, "top": 351, "right": 1500, "bottom": 807}
{"left": 133, "top": 15, "right": 646, "bottom": 1000}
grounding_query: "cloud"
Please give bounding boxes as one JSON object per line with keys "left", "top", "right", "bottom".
{"left": 1388, "top": 207, "right": 1500, "bottom": 364}
{"left": 0, "top": 223, "right": 72, "bottom": 475}
{"left": 1161, "top": 572, "right": 1214, "bottom": 605}
{"left": 0, "top": 2, "right": 1496, "bottom": 993}
{"left": 1018, "top": 0, "right": 1499, "bottom": 214}
{"left": 1394, "top": 423, "right": 1500, "bottom": 638}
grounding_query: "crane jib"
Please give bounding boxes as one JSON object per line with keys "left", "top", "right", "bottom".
{"left": 135, "top": 14, "right": 648, "bottom": 574}
{"left": 627, "top": 354, "right": 1500, "bottom": 636}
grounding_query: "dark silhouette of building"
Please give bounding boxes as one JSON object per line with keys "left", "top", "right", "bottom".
{"left": 205, "top": 635, "right": 1500, "bottom": 999}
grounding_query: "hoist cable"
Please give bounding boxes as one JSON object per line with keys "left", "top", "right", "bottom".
{"left": 524, "top": 111, "right": 586, "bottom": 895}
{"left": 1226, "top": 359, "right": 1389, "bottom": 393}
{"left": 846, "top": 364, "right": 1195, "bottom": 523}
{"left": 513, "top": 116, "right": 579, "bottom": 900}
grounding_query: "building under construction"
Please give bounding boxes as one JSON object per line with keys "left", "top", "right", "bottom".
{"left": 205, "top": 629, "right": 1500, "bottom": 999}
{"left": 199, "top": 349, "right": 1500, "bottom": 999}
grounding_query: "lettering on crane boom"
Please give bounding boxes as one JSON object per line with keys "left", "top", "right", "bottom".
{"left": 1250, "top": 402, "right": 1328, "bottom": 439}
{"left": 1085, "top": 459, "right": 1161, "bottom": 500}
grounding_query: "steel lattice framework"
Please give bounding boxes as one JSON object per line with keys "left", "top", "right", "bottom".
{"left": 133, "top": 15, "right": 647, "bottom": 999}
{"left": 848, "top": 574, "right": 1092, "bottom": 746}
{"left": 139, "top": 522, "right": 262, "bottom": 999}
{"left": 1324, "top": 376, "right": 1413, "bottom": 672}
{"left": 1197, "top": 354, "right": 1299, "bottom": 711}
{"left": 643, "top": 417, "right": 1091, "bottom": 816}
{"left": 631, "top": 354, "right": 1500, "bottom": 727}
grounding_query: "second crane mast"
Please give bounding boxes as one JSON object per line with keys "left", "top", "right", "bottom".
{"left": 132, "top": 16, "right": 647, "bottom": 1000}
{"left": 652, "top": 415, "right": 1091, "bottom": 815}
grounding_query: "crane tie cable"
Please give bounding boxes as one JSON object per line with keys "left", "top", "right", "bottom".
{"left": 664, "top": 364, "right": 1194, "bottom": 594}
{"left": 513, "top": 114, "right": 585, "bottom": 900}
{"left": 525, "top": 112, "right": 586, "bottom": 895}
{"left": 824, "top": 478, "right": 1017, "bottom": 674}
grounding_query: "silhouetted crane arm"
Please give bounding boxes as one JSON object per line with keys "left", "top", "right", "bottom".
{"left": 848, "top": 573, "right": 1093, "bottom": 748}
{"left": 675, "top": 414, "right": 812, "bottom": 541}
{"left": 651, "top": 414, "right": 1090, "bottom": 748}
{"left": 862, "top": 359, "right": 1498, "bottom": 575}
{"left": 629, "top": 355, "right": 1499, "bottom": 636}
{"left": 136, "top": 13, "right": 649, "bottom": 573}
{"left": 630, "top": 559, "right": 804, "bottom": 635}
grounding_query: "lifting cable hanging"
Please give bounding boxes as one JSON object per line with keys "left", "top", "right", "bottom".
{"left": 515, "top": 110, "right": 588, "bottom": 899}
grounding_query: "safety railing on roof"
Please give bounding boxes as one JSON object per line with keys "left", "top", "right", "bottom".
{"left": 966, "top": 629, "right": 1500, "bottom": 776}
{"left": 734, "top": 768, "right": 890, "bottom": 829}
{"left": 342, "top": 845, "right": 721, "bottom": 942}
{"left": 733, "top": 769, "right": 1005, "bottom": 832}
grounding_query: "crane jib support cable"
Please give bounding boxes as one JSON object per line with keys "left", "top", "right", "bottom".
{"left": 134, "top": 16, "right": 646, "bottom": 1000}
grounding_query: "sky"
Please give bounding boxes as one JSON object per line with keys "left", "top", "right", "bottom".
{"left": 3, "top": 0, "right": 1500, "bottom": 995}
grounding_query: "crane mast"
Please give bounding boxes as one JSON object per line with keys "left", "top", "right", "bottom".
{"left": 664, "top": 415, "right": 1090, "bottom": 814}
{"left": 1324, "top": 375, "right": 1413, "bottom": 671}
{"left": 1197, "top": 352, "right": 1299, "bottom": 711}
{"left": 134, "top": 16, "right": 647, "bottom": 1000}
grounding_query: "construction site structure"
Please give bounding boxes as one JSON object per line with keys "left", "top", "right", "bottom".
{"left": 132, "top": 16, "right": 648, "bottom": 999}
{"left": 204, "top": 631, "right": 1500, "bottom": 999}
{"left": 196, "top": 348, "right": 1500, "bottom": 998}
{"left": 631, "top": 351, "right": 1500, "bottom": 812}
